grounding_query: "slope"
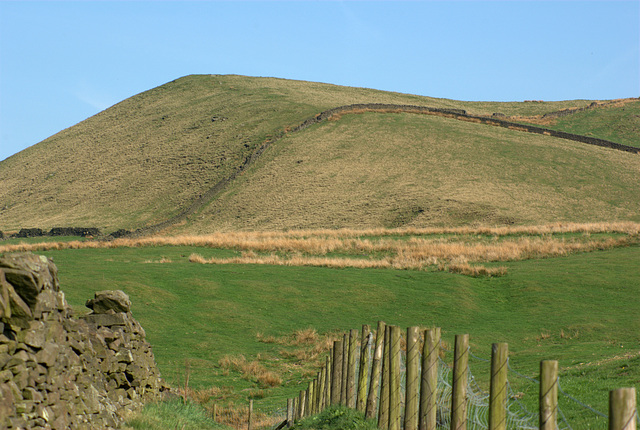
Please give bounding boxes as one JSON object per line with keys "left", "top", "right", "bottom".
{"left": 184, "top": 110, "right": 640, "bottom": 232}
{"left": 0, "top": 75, "right": 637, "bottom": 233}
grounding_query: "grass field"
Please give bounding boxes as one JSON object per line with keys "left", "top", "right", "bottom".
{"left": 7, "top": 230, "right": 636, "bottom": 428}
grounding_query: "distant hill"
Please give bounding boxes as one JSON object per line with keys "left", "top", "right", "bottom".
{"left": 0, "top": 75, "right": 638, "bottom": 234}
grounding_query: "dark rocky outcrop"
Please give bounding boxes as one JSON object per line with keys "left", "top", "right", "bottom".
{"left": 0, "top": 253, "right": 165, "bottom": 429}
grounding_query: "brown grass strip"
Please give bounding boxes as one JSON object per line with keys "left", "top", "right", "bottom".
{"left": 2, "top": 222, "right": 639, "bottom": 254}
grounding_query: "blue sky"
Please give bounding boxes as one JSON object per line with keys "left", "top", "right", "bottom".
{"left": 1, "top": 1, "right": 638, "bottom": 162}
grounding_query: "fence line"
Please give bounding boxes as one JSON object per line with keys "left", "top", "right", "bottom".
{"left": 280, "top": 323, "right": 637, "bottom": 430}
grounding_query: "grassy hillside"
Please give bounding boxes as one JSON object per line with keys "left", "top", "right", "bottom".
{"left": 185, "top": 111, "right": 640, "bottom": 232}
{"left": 1, "top": 75, "right": 638, "bottom": 233}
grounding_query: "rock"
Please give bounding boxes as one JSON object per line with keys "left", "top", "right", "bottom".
{"left": 82, "top": 312, "right": 128, "bottom": 327}
{"left": 35, "top": 342, "right": 59, "bottom": 367}
{"left": 85, "top": 290, "right": 131, "bottom": 314}
{"left": 17, "top": 321, "right": 46, "bottom": 349}
{"left": 22, "top": 386, "right": 43, "bottom": 402}
{"left": 6, "top": 281, "right": 33, "bottom": 329}
{"left": 0, "top": 383, "right": 17, "bottom": 426}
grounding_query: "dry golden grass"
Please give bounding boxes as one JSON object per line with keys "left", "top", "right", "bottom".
{"left": 3, "top": 222, "right": 637, "bottom": 277}
{"left": 3, "top": 221, "right": 638, "bottom": 253}
{"left": 218, "top": 354, "right": 282, "bottom": 388}
{"left": 184, "top": 227, "right": 636, "bottom": 276}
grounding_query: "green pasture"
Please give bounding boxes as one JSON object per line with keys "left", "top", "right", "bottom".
{"left": 20, "top": 241, "right": 639, "bottom": 428}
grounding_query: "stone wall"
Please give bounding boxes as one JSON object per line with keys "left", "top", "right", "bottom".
{"left": 0, "top": 253, "right": 165, "bottom": 429}
{"left": 1, "top": 227, "right": 103, "bottom": 240}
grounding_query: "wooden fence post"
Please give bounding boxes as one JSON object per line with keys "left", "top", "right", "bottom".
{"left": 539, "top": 360, "right": 558, "bottom": 430}
{"left": 419, "top": 327, "right": 440, "bottom": 430}
{"left": 366, "top": 321, "right": 386, "bottom": 419}
{"left": 357, "top": 324, "right": 371, "bottom": 413}
{"left": 451, "top": 334, "right": 469, "bottom": 430}
{"left": 378, "top": 324, "right": 391, "bottom": 429}
{"left": 299, "top": 390, "right": 306, "bottom": 419}
{"left": 404, "top": 326, "right": 420, "bottom": 430}
{"left": 331, "top": 339, "right": 343, "bottom": 406}
{"left": 287, "top": 398, "right": 293, "bottom": 427}
{"left": 317, "top": 368, "right": 326, "bottom": 413}
{"left": 293, "top": 397, "right": 299, "bottom": 421}
{"left": 389, "top": 325, "right": 402, "bottom": 430}
{"left": 347, "top": 328, "right": 359, "bottom": 408}
{"left": 609, "top": 387, "right": 637, "bottom": 430}
{"left": 488, "top": 343, "right": 508, "bottom": 430}
{"left": 324, "top": 355, "right": 332, "bottom": 410}
{"left": 307, "top": 380, "right": 314, "bottom": 416}
{"left": 341, "top": 333, "right": 349, "bottom": 405}
{"left": 248, "top": 399, "right": 253, "bottom": 430}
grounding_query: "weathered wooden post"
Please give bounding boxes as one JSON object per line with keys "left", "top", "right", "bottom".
{"left": 299, "top": 390, "right": 306, "bottom": 418}
{"left": 488, "top": 343, "right": 508, "bottom": 430}
{"left": 331, "top": 339, "right": 343, "bottom": 406}
{"left": 307, "top": 380, "right": 314, "bottom": 416}
{"left": 347, "top": 328, "right": 359, "bottom": 408}
{"left": 341, "top": 333, "right": 349, "bottom": 405}
{"left": 287, "top": 398, "right": 294, "bottom": 427}
{"left": 539, "top": 360, "right": 558, "bottom": 430}
{"left": 389, "top": 325, "right": 402, "bottom": 430}
{"left": 248, "top": 399, "right": 253, "bottom": 430}
{"left": 404, "top": 326, "right": 420, "bottom": 430}
{"left": 293, "top": 397, "right": 299, "bottom": 421}
{"left": 357, "top": 324, "right": 371, "bottom": 413}
{"left": 609, "top": 387, "right": 637, "bottom": 430}
{"left": 451, "top": 334, "right": 469, "bottom": 430}
{"left": 366, "top": 320, "right": 386, "bottom": 419}
{"left": 419, "top": 327, "right": 440, "bottom": 430}
{"left": 378, "top": 325, "right": 391, "bottom": 429}
{"left": 317, "top": 368, "right": 326, "bottom": 413}
{"left": 324, "top": 355, "right": 332, "bottom": 410}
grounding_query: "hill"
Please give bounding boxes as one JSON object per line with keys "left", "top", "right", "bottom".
{"left": 0, "top": 75, "right": 638, "bottom": 233}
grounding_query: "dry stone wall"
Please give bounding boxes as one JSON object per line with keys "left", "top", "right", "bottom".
{"left": 0, "top": 253, "right": 165, "bottom": 429}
